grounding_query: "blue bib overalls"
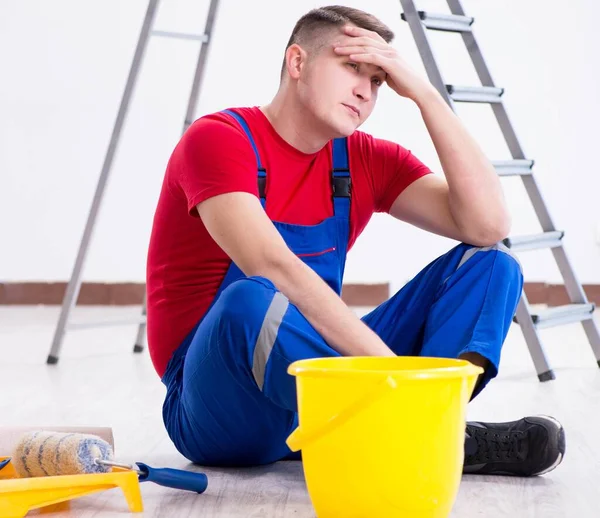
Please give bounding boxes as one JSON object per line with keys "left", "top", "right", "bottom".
{"left": 161, "top": 110, "right": 524, "bottom": 467}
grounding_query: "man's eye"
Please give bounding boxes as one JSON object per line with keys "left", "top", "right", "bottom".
{"left": 347, "top": 62, "right": 359, "bottom": 70}
{"left": 372, "top": 78, "right": 383, "bottom": 86}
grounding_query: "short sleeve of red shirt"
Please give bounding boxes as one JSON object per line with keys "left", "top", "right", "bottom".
{"left": 366, "top": 135, "right": 432, "bottom": 214}
{"left": 174, "top": 112, "right": 260, "bottom": 215}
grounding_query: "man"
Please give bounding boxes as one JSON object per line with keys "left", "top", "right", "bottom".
{"left": 146, "top": 5, "right": 565, "bottom": 477}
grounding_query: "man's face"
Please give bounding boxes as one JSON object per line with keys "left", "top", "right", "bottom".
{"left": 295, "top": 33, "right": 387, "bottom": 137}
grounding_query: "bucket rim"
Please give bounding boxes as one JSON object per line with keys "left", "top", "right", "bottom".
{"left": 288, "top": 357, "right": 483, "bottom": 380}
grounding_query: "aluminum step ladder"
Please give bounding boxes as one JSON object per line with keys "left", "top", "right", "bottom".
{"left": 399, "top": 0, "right": 600, "bottom": 380}
{"left": 46, "top": 0, "right": 221, "bottom": 364}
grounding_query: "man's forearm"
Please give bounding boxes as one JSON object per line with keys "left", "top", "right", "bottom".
{"left": 414, "top": 87, "right": 511, "bottom": 244}
{"left": 267, "top": 255, "right": 395, "bottom": 358}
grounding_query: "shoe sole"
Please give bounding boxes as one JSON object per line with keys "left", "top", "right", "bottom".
{"left": 531, "top": 415, "right": 565, "bottom": 476}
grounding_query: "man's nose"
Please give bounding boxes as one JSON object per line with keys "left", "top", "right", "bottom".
{"left": 353, "top": 78, "right": 372, "bottom": 102}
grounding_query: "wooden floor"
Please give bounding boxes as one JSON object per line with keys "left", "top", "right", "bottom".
{"left": 1, "top": 304, "right": 598, "bottom": 517}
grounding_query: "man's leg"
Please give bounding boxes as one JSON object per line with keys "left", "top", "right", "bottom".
{"left": 162, "top": 276, "right": 339, "bottom": 467}
{"left": 361, "top": 242, "right": 565, "bottom": 476}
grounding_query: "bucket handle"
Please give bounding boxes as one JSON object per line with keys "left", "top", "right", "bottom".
{"left": 286, "top": 375, "right": 398, "bottom": 452}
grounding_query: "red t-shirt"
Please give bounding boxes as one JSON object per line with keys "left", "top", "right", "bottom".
{"left": 146, "top": 106, "right": 431, "bottom": 377}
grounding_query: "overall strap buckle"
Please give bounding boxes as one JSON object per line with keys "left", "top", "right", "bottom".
{"left": 332, "top": 138, "right": 351, "bottom": 199}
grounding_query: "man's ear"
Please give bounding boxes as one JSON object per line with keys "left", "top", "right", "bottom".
{"left": 285, "top": 44, "right": 307, "bottom": 80}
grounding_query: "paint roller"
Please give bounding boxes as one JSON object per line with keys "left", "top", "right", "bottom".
{"left": 6, "top": 430, "right": 208, "bottom": 493}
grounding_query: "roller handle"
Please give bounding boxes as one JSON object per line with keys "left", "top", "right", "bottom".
{"left": 136, "top": 462, "right": 208, "bottom": 494}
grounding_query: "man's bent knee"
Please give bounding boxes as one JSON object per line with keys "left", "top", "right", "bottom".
{"left": 218, "top": 276, "right": 279, "bottom": 312}
{"left": 458, "top": 241, "right": 523, "bottom": 281}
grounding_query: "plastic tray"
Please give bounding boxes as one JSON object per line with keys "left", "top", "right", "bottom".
{"left": 0, "top": 456, "right": 143, "bottom": 517}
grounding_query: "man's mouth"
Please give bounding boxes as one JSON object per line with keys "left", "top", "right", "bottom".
{"left": 343, "top": 104, "right": 360, "bottom": 117}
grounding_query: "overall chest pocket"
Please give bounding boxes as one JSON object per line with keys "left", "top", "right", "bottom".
{"left": 274, "top": 217, "right": 341, "bottom": 268}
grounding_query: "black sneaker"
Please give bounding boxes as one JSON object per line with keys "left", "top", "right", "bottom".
{"left": 463, "top": 415, "right": 565, "bottom": 477}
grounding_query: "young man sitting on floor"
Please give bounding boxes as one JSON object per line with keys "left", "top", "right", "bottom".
{"left": 146, "top": 5, "right": 565, "bottom": 476}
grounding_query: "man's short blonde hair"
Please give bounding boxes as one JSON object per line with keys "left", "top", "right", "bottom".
{"left": 280, "top": 5, "right": 395, "bottom": 78}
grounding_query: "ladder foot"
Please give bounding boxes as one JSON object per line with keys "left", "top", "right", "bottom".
{"left": 538, "top": 370, "right": 555, "bottom": 382}
{"left": 133, "top": 344, "right": 144, "bottom": 353}
{"left": 46, "top": 355, "right": 59, "bottom": 365}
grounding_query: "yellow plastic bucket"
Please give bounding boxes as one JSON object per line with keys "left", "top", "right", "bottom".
{"left": 286, "top": 356, "right": 483, "bottom": 518}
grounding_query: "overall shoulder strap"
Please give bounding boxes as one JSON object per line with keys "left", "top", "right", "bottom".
{"left": 222, "top": 109, "right": 266, "bottom": 202}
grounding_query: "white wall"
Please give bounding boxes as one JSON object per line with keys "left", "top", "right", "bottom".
{"left": 1, "top": 0, "right": 599, "bottom": 294}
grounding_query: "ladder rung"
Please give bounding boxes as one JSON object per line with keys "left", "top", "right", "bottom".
{"left": 151, "top": 30, "right": 208, "bottom": 42}
{"left": 503, "top": 231, "right": 564, "bottom": 252}
{"left": 68, "top": 316, "right": 147, "bottom": 331}
{"left": 401, "top": 11, "right": 474, "bottom": 32}
{"left": 532, "top": 303, "right": 595, "bottom": 329}
{"left": 492, "top": 160, "right": 534, "bottom": 177}
{"left": 446, "top": 85, "right": 504, "bottom": 103}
